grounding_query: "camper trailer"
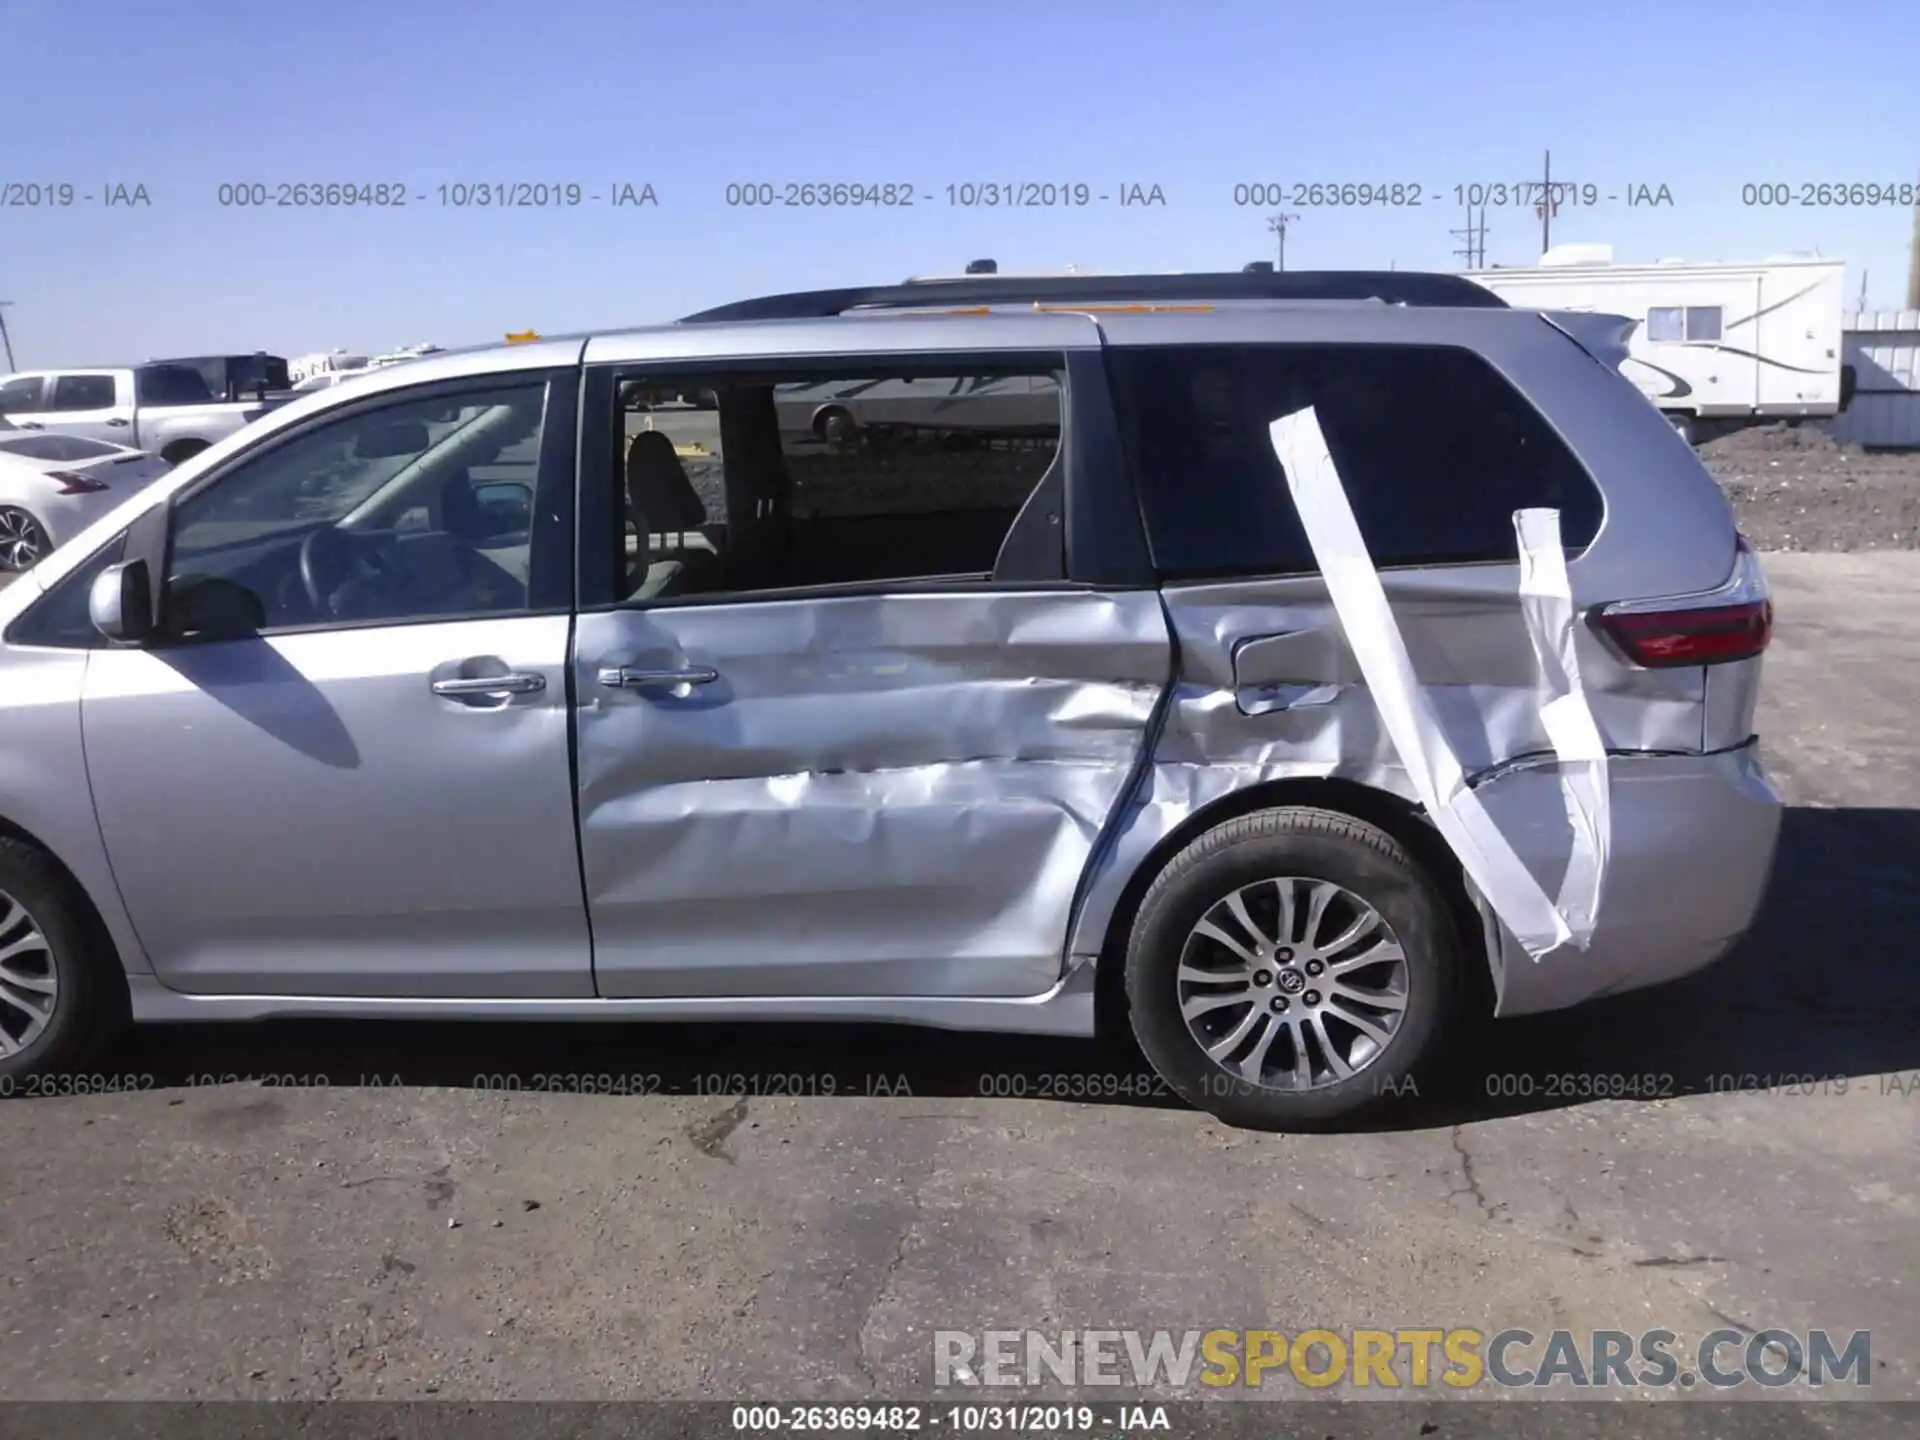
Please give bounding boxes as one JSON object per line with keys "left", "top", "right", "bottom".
{"left": 769, "top": 260, "right": 1083, "bottom": 444}
{"left": 773, "top": 374, "right": 1061, "bottom": 445}
{"left": 1467, "top": 245, "right": 1850, "bottom": 442}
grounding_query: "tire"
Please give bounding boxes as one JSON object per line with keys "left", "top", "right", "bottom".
{"left": 161, "top": 439, "right": 209, "bottom": 467}
{"left": 0, "top": 839, "right": 127, "bottom": 1089}
{"left": 1125, "top": 807, "right": 1461, "bottom": 1130}
{"left": 0, "top": 505, "right": 52, "bottom": 572}
{"left": 1667, "top": 413, "right": 1696, "bottom": 447}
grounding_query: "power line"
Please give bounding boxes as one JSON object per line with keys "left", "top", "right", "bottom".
{"left": 0, "top": 303, "right": 15, "bottom": 371}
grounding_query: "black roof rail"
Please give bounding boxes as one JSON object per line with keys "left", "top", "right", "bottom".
{"left": 680, "top": 270, "right": 1506, "bottom": 323}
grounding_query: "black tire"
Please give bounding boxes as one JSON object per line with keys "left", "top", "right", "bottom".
{"left": 1667, "top": 413, "right": 1696, "bottom": 447}
{"left": 0, "top": 839, "right": 127, "bottom": 1090}
{"left": 1125, "top": 807, "right": 1461, "bottom": 1130}
{"left": 161, "top": 439, "right": 209, "bottom": 467}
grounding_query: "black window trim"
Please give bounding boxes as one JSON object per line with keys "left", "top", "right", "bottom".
{"left": 575, "top": 347, "right": 1140, "bottom": 614}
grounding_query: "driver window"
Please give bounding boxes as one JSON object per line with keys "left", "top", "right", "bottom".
{"left": 166, "top": 383, "right": 546, "bottom": 632}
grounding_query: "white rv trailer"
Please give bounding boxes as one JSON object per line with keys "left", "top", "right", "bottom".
{"left": 287, "top": 349, "right": 371, "bottom": 383}
{"left": 773, "top": 374, "right": 1061, "bottom": 443}
{"left": 1467, "top": 244, "right": 1850, "bottom": 441}
{"left": 772, "top": 262, "right": 1088, "bottom": 442}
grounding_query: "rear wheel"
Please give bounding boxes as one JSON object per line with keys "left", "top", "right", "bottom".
{"left": 0, "top": 840, "right": 127, "bottom": 1089}
{"left": 1125, "top": 807, "right": 1460, "bottom": 1130}
{"left": 161, "top": 439, "right": 209, "bottom": 467}
{"left": 0, "top": 506, "right": 51, "bottom": 572}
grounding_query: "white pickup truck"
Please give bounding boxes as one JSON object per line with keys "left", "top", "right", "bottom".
{"left": 0, "top": 363, "right": 295, "bottom": 466}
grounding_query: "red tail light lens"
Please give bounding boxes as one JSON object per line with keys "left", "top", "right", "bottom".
{"left": 1595, "top": 599, "right": 1773, "bottom": 667}
{"left": 1589, "top": 539, "right": 1773, "bottom": 668}
{"left": 49, "top": 470, "right": 111, "bottom": 494}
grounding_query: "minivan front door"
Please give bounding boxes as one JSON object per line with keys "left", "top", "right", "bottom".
{"left": 80, "top": 369, "right": 592, "bottom": 998}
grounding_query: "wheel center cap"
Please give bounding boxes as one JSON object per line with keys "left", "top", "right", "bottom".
{"left": 1276, "top": 968, "right": 1306, "bottom": 994}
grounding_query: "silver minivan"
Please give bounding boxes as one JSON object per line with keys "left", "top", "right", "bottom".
{"left": 0, "top": 272, "right": 1782, "bottom": 1128}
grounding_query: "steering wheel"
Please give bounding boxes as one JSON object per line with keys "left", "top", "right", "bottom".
{"left": 299, "top": 526, "right": 390, "bottom": 616}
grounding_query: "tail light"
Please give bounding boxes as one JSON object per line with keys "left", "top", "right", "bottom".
{"left": 1589, "top": 537, "right": 1772, "bottom": 668}
{"left": 49, "top": 470, "right": 111, "bottom": 494}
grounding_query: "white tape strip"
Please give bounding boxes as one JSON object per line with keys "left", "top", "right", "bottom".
{"left": 1268, "top": 409, "right": 1609, "bottom": 959}
{"left": 1512, "top": 507, "right": 1610, "bottom": 945}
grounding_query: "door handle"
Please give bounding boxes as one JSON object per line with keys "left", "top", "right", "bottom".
{"left": 106, "top": 417, "right": 131, "bottom": 427}
{"left": 431, "top": 672, "right": 546, "bottom": 697}
{"left": 598, "top": 665, "right": 719, "bottom": 689}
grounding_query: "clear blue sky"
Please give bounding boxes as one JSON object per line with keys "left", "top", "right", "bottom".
{"left": 4, "top": 0, "right": 1917, "bottom": 367}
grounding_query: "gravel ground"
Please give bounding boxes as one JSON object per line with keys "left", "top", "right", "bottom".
{"left": 1702, "top": 425, "right": 1920, "bottom": 553}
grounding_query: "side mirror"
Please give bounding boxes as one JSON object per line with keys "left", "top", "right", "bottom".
{"left": 472, "top": 482, "right": 533, "bottom": 535}
{"left": 89, "top": 559, "right": 155, "bottom": 644}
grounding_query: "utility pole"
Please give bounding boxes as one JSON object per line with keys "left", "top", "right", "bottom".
{"left": 0, "top": 302, "right": 14, "bottom": 372}
{"left": 1906, "top": 182, "right": 1920, "bottom": 309}
{"left": 1267, "top": 212, "right": 1300, "bottom": 270}
{"left": 1450, "top": 205, "right": 1490, "bottom": 268}
{"left": 1537, "top": 149, "right": 1556, "bottom": 258}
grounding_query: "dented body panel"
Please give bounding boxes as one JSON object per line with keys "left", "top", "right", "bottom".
{"left": 574, "top": 589, "right": 1169, "bottom": 998}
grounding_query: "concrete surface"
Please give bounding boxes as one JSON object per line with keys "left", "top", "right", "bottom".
{"left": 0, "top": 552, "right": 1916, "bottom": 1409}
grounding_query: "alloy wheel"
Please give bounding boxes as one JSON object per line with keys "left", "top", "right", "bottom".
{"left": 1177, "top": 876, "right": 1410, "bottom": 1090}
{"left": 0, "top": 508, "right": 49, "bottom": 572}
{"left": 0, "top": 888, "right": 58, "bottom": 1057}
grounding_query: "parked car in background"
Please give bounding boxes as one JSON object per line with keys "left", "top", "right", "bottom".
{"left": 0, "top": 270, "right": 1781, "bottom": 1129}
{"left": 0, "top": 418, "right": 172, "bottom": 571}
{"left": 0, "top": 363, "right": 296, "bottom": 467}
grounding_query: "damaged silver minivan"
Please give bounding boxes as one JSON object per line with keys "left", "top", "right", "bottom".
{"left": 0, "top": 271, "right": 1781, "bottom": 1127}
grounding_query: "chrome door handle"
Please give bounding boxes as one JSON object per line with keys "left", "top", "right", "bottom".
{"left": 432, "top": 672, "right": 546, "bottom": 697}
{"left": 598, "top": 665, "right": 719, "bottom": 689}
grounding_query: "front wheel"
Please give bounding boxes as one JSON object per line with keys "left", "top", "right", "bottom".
{"left": 1125, "top": 807, "right": 1461, "bottom": 1130}
{"left": 0, "top": 840, "right": 127, "bottom": 1087}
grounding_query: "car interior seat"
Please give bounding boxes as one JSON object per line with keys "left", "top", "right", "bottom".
{"left": 625, "top": 430, "right": 723, "bottom": 598}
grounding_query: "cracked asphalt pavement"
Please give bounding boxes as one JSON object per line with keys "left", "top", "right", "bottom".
{"left": 0, "top": 552, "right": 1916, "bottom": 1408}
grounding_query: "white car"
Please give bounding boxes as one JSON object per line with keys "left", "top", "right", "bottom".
{"left": 0, "top": 420, "right": 173, "bottom": 572}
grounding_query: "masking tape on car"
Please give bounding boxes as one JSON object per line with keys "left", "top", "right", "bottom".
{"left": 1511, "top": 506, "right": 1610, "bottom": 947}
{"left": 1267, "top": 408, "right": 1609, "bottom": 959}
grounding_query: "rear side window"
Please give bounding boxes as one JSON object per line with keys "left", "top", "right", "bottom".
{"left": 135, "top": 366, "right": 216, "bottom": 406}
{"left": 1108, "top": 343, "right": 1602, "bottom": 579}
{"left": 48, "top": 374, "right": 119, "bottom": 411}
